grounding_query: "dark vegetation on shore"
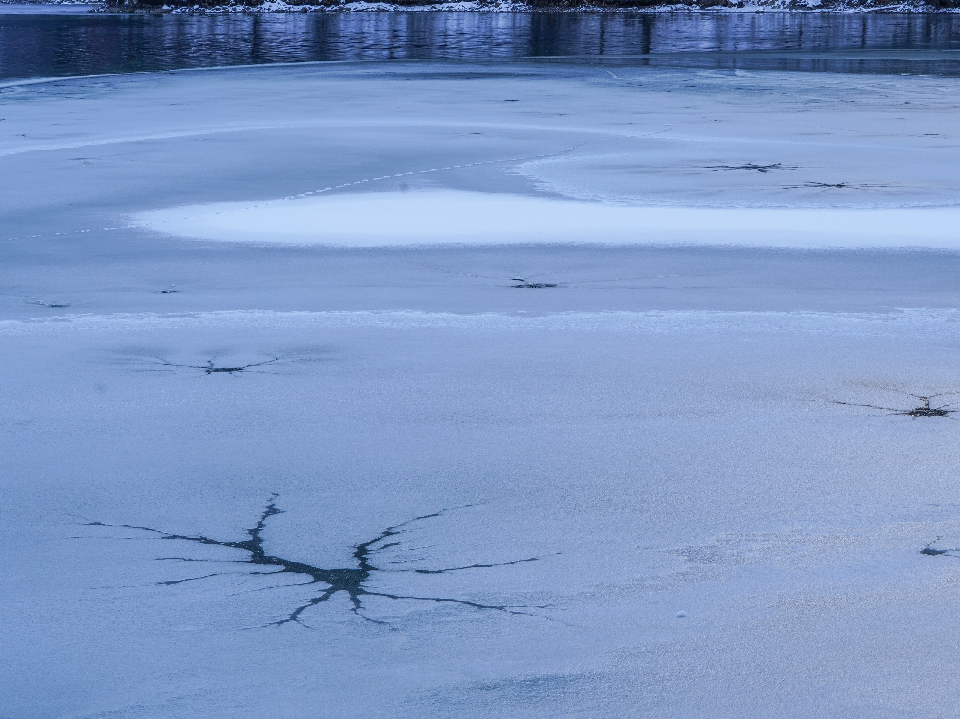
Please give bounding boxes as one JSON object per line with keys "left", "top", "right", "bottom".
{"left": 100, "top": 0, "right": 960, "bottom": 11}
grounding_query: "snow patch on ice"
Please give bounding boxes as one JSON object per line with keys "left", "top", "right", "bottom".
{"left": 135, "top": 190, "right": 960, "bottom": 249}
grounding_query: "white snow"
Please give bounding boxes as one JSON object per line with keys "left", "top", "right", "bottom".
{"left": 138, "top": 189, "right": 960, "bottom": 248}
{"left": 4, "top": 60, "right": 960, "bottom": 718}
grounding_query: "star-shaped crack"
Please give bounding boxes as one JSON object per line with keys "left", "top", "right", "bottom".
{"left": 84, "top": 496, "right": 546, "bottom": 626}
{"left": 832, "top": 391, "right": 958, "bottom": 418}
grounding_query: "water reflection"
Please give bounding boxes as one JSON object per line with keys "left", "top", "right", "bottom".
{"left": 1, "top": 10, "right": 959, "bottom": 80}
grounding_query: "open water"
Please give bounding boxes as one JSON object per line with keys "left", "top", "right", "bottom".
{"left": 2, "top": 4, "right": 960, "bottom": 79}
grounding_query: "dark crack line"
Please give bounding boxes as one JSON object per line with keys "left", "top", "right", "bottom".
{"left": 784, "top": 182, "right": 894, "bottom": 190}
{"left": 82, "top": 497, "right": 546, "bottom": 627}
{"left": 510, "top": 277, "right": 558, "bottom": 289}
{"left": 409, "top": 557, "right": 539, "bottom": 574}
{"left": 159, "top": 573, "right": 224, "bottom": 585}
{"left": 705, "top": 163, "right": 788, "bottom": 173}
{"left": 226, "top": 579, "right": 319, "bottom": 598}
{"left": 832, "top": 392, "right": 959, "bottom": 419}
{"left": 159, "top": 569, "right": 286, "bottom": 586}
{"left": 786, "top": 181, "right": 849, "bottom": 189}
{"left": 156, "top": 556, "right": 253, "bottom": 563}
{"left": 364, "top": 590, "right": 550, "bottom": 616}
{"left": 143, "top": 356, "right": 286, "bottom": 375}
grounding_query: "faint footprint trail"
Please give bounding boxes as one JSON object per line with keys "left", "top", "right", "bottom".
{"left": 282, "top": 141, "right": 597, "bottom": 200}
{"left": 832, "top": 391, "right": 959, "bottom": 418}
{"left": 83, "top": 496, "right": 545, "bottom": 627}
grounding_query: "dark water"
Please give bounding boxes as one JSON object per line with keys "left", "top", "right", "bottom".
{"left": 2, "top": 6, "right": 960, "bottom": 80}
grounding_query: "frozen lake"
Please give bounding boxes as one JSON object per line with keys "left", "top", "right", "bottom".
{"left": 4, "top": 15, "right": 960, "bottom": 720}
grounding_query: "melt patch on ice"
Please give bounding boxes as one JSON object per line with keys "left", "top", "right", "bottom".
{"left": 135, "top": 190, "right": 960, "bottom": 249}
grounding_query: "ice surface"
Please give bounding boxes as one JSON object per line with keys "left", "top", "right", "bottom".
{"left": 4, "top": 62, "right": 960, "bottom": 718}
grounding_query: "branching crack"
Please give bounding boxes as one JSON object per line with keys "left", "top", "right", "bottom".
{"left": 921, "top": 536, "right": 960, "bottom": 557}
{"left": 785, "top": 181, "right": 892, "bottom": 190}
{"left": 142, "top": 356, "right": 286, "bottom": 375}
{"left": 510, "top": 277, "right": 558, "bottom": 289}
{"left": 705, "top": 163, "right": 787, "bottom": 173}
{"left": 832, "top": 391, "right": 958, "bottom": 418}
{"left": 82, "top": 496, "right": 547, "bottom": 627}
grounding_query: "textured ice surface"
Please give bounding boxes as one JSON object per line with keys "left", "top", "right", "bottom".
{"left": 4, "top": 62, "right": 960, "bottom": 718}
